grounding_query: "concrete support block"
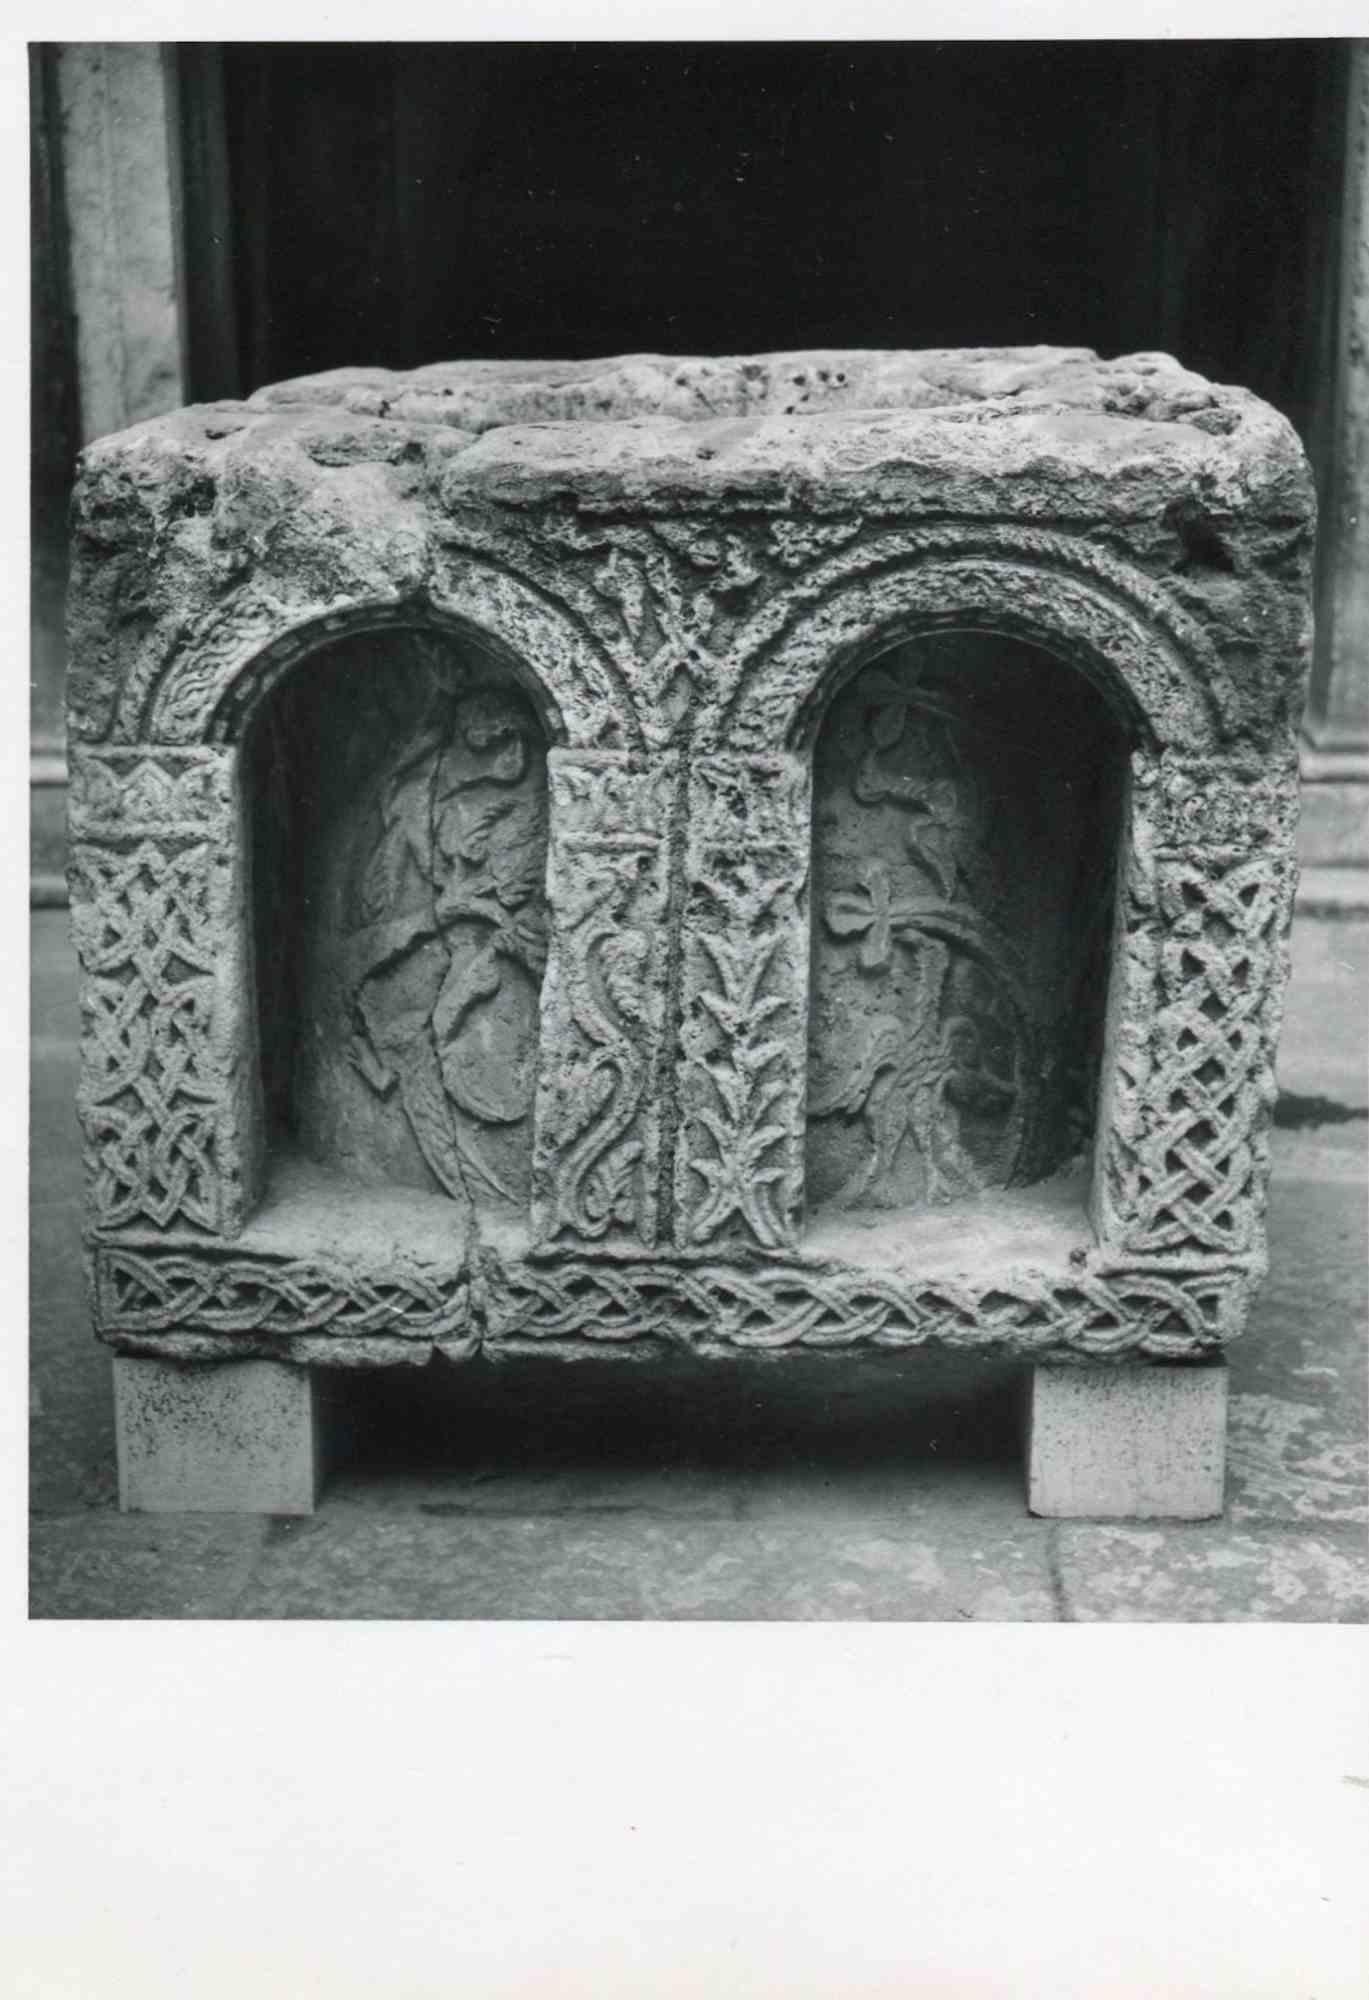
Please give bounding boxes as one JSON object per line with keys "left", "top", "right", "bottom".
{"left": 113, "top": 1356, "right": 322, "bottom": 1514}
{"left": 1026, "top": 1361, "right": 1227, "bottom": 1520}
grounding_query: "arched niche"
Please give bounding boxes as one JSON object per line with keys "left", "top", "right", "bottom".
{"left": 246, "top": 626, "right": 552, "bottom": 1218}
{"left": 805, "top": 629, "right": 1129, "bottom": 1217}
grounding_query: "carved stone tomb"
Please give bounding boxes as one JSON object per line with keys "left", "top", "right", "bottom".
{"left": 67, "top": 348, "right": 1314, "bottom": 1518}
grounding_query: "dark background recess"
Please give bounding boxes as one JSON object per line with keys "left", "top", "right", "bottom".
{"left": 209, "top": 40, "right": 1341, "bottom": 454}
{"left": 29, "top": 41, "right": 1353, "bottom": 771}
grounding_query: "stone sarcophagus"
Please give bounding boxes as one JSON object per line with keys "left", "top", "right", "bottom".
{"left": 66, "top": 348, "right": 1315, "bottom": 1518}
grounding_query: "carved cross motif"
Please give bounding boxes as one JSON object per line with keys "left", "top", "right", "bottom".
{"left": 808, "top": 660, "right": 1041, "bottom": 1209}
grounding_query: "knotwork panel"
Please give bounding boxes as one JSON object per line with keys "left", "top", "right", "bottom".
{"left": 484, "top": 1253, "right": 1247, "bottom": 1362}
{"left": 69, "top": 747, "right": 257, "bottom": 1238}
{"left": 93, "top": 1244, "right": 475, "bottom": 1365}
{"left": 1094, "top": 757, "right": 1299, "bottom": 1263}
{"left": 93, "top": 1235, "right": 1245, "bottom": 1365}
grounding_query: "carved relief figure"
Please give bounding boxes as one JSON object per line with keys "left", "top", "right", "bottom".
{"left": 272, "top": 639, "right": 550, "bottom": 1216}
{"left": 806, "top": 636, "right": 1124, "bottom": 1213}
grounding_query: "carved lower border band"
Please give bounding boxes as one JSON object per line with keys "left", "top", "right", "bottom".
{"left": 96, "top": 1244, "right": 469, "bottom": 1339}
{"left": 482, "top": 1256, "right": 1247, "bottom": 1361}
{"left": 93, "top": 1240, "right": 1251, "bottom": 1366}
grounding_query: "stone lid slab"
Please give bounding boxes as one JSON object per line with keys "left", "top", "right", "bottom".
{"left": 243, "top": 345, "right": 1255, "bottom": 438}
{"left": 85, "top": 346, "right": 1311, "bottom": 524}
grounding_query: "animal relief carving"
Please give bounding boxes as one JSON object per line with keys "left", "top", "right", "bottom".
{"left": 290, "top": 648, "right": 549, "bottom": 1215}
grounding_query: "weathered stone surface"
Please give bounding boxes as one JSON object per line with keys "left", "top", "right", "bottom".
{"left": 1052, "top": 1522, "right": 1369, "bottom": 1620}
{"left": 30, "top": 1514, "right": 271, "bottom": 1618}
{"left": 67, "top": 347, "right": 1314, "bottom": 1427}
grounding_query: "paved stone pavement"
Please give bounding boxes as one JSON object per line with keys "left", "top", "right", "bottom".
{"left": 28, "top": 908, "right": 1368, "bottom": 1620}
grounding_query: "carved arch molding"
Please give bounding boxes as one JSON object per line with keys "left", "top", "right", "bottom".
{"left": 101, "top": 521, "right": 1230, "bottom": 757}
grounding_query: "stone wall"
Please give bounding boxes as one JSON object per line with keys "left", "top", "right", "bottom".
{"left": 1300, "top": 44, "right": 1369, "bottom": 880}
{"left": 31, "top": 44, "right": 186, "bottom": 900}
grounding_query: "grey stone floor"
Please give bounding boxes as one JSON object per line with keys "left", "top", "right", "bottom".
{"left": 29, "top": 908, "right": 1369, "bottom": 1620}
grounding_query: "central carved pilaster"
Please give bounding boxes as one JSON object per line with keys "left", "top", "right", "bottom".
{"left": 531, "top": 750, "right": 677, "bottom": 1252}
{"left": 674, "top": 753, "right": 810, "bottom": 1252}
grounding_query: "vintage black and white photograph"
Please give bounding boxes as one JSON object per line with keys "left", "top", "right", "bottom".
{"left": 13, "top": 24, "right": 1369, "bottom": 2000}
{"left": 28, "top": 37, "right": 1368, "bottom": 1625}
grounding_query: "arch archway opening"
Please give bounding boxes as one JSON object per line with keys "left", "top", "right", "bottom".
{"left": 247, "top": 625, "right": 551, "bottom": 1221}
{"left": 805, "top": 628, "right": 1129, "bottom": 1223}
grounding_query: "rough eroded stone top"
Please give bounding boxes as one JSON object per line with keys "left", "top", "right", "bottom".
{"left": 246, "top": 346, "right": 1234, "bottom": 433}
{"left": 96, "top": 346, "right": 1311, "bottom": 521}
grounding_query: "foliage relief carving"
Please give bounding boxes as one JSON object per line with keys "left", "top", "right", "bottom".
{"left": 675, "top": 756, "right": 809, "bottom": 1250}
